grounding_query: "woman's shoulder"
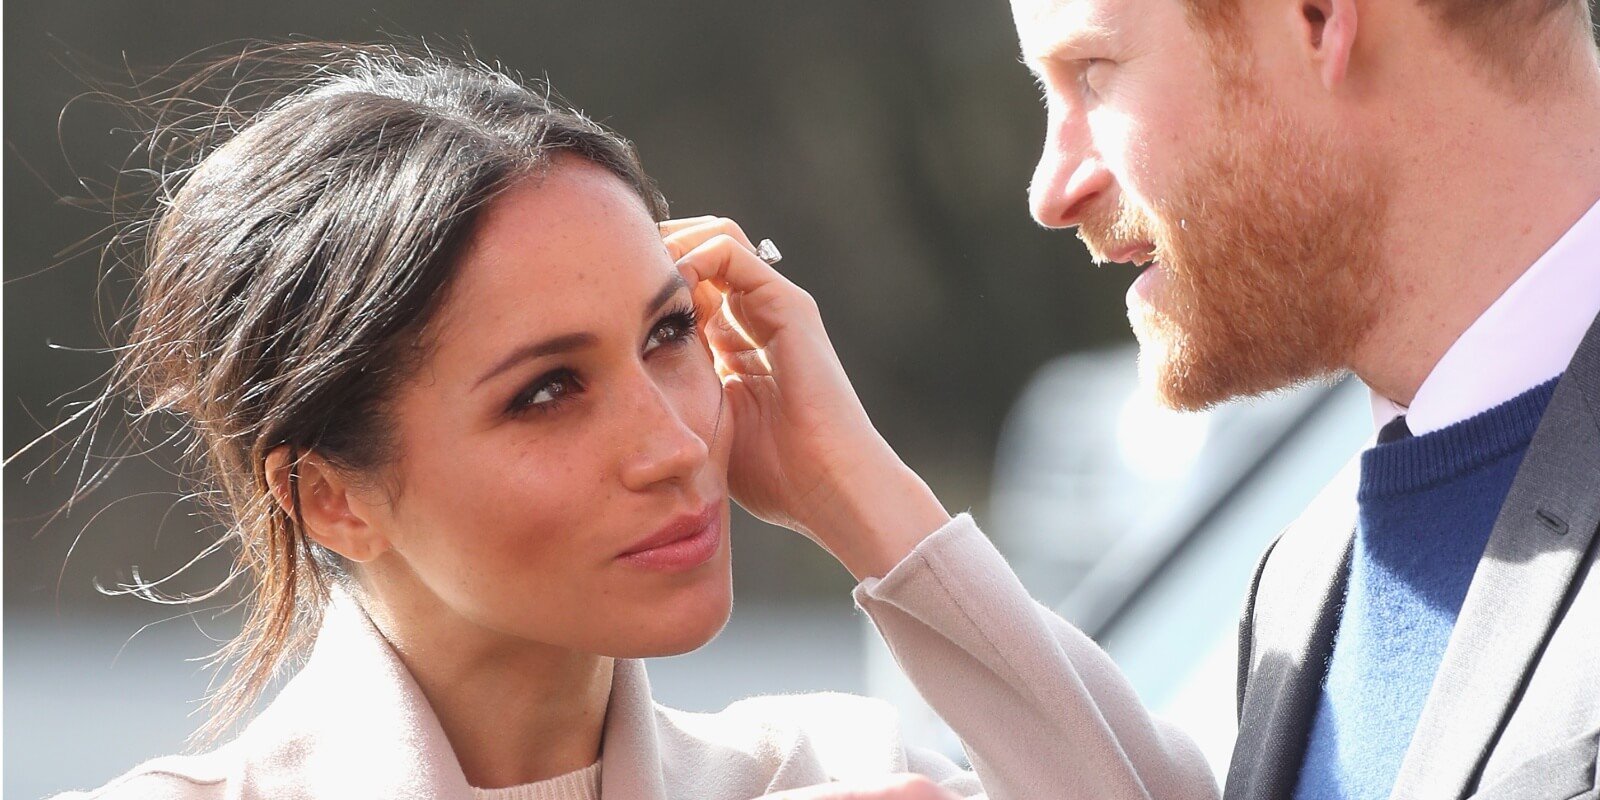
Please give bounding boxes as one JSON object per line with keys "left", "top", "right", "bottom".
{"left": 654, "top": 690, "right": 918, "bottom": 781}
{"left": 46, "top": 748, "right": 235, "bottom": 800}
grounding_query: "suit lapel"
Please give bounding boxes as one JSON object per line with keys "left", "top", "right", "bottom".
{"left": 1225, "top": 457, "right": 1360, "bottom": 800}
{"left": 1389, "top": 312, "right": 1600, "bottom": 800}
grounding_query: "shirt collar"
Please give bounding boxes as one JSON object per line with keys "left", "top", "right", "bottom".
{"left": 1369, "top": 194, "right": 1600, "bottom": 435}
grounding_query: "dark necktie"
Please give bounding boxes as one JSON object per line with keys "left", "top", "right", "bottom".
{"left": 1378, "top": 414, "right": 1414, "bottom": 444}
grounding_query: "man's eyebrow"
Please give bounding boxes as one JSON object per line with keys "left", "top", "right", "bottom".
{"left": 1019, "top": 53, "right": 1045, "bottom": 79}
{"left": 1020, "top": 23, "right": 1117, "bottom": 72}
{"left": 473, "top": 273, "right": 690, "bottom": 391}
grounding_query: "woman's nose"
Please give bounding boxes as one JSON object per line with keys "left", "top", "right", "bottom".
{"left": 618, "top": 381, "right": 712, "bottom": 493}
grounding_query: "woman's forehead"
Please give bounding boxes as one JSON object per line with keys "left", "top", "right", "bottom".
{"left": 468, "top": 162, "right": 664, "bottom": 278}
{"left": 434, "top": 163, "right": 675, "bottom": 343}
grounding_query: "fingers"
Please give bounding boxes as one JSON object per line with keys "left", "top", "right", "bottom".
{"left": 658, "top": 215, "right": 719, "bottom": 236}
{"left": 675, "top": 233, "right": 813, "bottom": 351}
{"left": 687, "top": 278, "right": 726, "bottom": 374}
{"left": 663, "top": 215, "right": 807, "bottom": 380}
{"left": 661, "top": 216, "right": 758, "bottom": 261}
{"left": 686, "top": 261, "right": 771, "bottom": 378}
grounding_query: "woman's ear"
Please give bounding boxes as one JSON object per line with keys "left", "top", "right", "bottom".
{"left": 1298, "top": 0, "right": 1358, "bottom": 91}
{"left": 263, "top": 447, "right": 393, "bottom": 562}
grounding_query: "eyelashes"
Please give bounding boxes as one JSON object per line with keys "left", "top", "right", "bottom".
{"left": 646, "top": 302, "right": 702, "bottom": 352}
{"left": 508, "top": 366, "right": 580, "bottom": 416}
{"left": 1025, "top": 58, "right": 1113, "bottom": 107}
{"left": 505, "top": 302, "right": 702, "bottom": 418}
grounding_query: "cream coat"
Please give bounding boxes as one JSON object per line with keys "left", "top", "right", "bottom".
{"left": 52, "top": 514, "right": 1218, "bottom": 800}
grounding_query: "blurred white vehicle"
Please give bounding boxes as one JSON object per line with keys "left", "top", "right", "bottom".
{"left": 866, "top": 343, "right": 1372, "bottom": 779}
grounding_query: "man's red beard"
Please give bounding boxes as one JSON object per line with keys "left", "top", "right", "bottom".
{"left": 1078, "top": 86, "right": 1388, "bottom": 411}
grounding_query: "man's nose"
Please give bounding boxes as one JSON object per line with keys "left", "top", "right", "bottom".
{"left": 1029, "top": 137, "right": 1112, "bottom": 229}
{"left": 618, "top": 380, "right": 712, "bottom": 493}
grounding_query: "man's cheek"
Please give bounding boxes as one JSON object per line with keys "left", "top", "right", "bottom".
{"left": 1086, "top": 110, "right": 1140, "bottom": 178}
{"left": 1095, "top": 122, "right": 1171, "bottom": 212}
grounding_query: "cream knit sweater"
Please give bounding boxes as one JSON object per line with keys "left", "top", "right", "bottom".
{"left": 51, "top": 514, "right": 1219, "bottom": 800}
{"left": 470, "top": 761, "right": 600, "bottom": 800}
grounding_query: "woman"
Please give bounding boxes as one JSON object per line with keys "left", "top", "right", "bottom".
{"left": 50, "top": 43, "right": 1215, "bottom": 800}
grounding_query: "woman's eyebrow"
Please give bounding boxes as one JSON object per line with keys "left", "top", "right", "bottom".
{"left": 474, "top": 332, "right": 598, "bottom": 389}
{"left": 473, "top": 273, "right": 692, "bottom": 390}
{"left": 645, "top": 272, "right": 689, "bottom": 319}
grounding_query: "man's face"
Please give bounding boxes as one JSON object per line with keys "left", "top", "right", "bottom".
{"left": 1015, "top": 0, "right": 1387, "bottom": 410}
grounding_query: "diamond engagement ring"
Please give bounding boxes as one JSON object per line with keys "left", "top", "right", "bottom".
{"left": 755, "top": 239, "right": 782, "bottom": 266}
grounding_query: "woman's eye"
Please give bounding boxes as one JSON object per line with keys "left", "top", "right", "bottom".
{"left": 644, "top": 308, "right": 700, "bottom": 353}
{"left": 509, "top": 369, "right": 581, "bottom": 416}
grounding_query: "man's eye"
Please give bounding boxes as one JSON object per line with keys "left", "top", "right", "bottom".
{"left": 1080, "top": 59, "right": 1112, "bottom": 97}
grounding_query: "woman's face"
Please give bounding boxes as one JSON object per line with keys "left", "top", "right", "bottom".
{"left": 353, "top": 159, "right": 732, "bottom": 658}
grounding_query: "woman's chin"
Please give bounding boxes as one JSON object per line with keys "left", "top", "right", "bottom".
{"left": 608, "top": 576, "right": 734, "bottom": 658}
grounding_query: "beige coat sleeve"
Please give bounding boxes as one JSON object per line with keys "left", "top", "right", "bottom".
{"left": 852, "top": 513, "right": 1220, "bottom": 800}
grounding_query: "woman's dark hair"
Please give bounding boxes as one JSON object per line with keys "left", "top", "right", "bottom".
{"left": 70, "top": 41, "right": 669, "bottom": 745}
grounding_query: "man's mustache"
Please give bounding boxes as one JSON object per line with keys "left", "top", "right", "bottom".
{"left": 1075, "top": 198, "right": 1162, "bottom": 266}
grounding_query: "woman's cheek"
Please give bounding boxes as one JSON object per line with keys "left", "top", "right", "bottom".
{"left": 664, "top": 347, "right": 726, "bottom": 454}
{"left": 472, "top": 441, "right": 579, "bottom": 550}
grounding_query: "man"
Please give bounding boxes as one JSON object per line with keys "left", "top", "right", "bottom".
{"left": 703, "top": 0, "right": 1599, "bottom": 793}
{"left": 1014, "top": 0, "right": 1600, "bottom": 792}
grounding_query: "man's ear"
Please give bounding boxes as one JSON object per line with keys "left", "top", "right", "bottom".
{"left": 263, "top": 447, "right": 392, "bottom": 562}
{"left": 1299, "top": 0, "right": 1358, "bottom": 91}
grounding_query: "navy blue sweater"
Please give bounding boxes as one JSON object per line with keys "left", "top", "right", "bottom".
{"left": 1291, "top": 377, "right": 1561, "bottom": 800}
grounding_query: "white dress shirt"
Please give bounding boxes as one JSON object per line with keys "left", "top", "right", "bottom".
{"left": 1370, "top": 196, "right": 1600, "bottom": 434}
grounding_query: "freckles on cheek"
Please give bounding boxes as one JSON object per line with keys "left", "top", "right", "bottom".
{"left": 461, "top": 447, "right": 585, "bottom": 562}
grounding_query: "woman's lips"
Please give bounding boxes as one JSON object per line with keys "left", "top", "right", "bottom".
{"left": 617, "top": 502, "right": 722, "bottom": 571}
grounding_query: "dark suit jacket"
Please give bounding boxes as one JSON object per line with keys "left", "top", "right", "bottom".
{"left": 1226, "top": 311, "right": 1600, "bottom": 800}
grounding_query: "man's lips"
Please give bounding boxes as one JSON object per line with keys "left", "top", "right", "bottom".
{"left": 1104, "top": 244, "right": 1157, "bottom": 266}
{"left": 617, "top": 501, "right": 722, "bottom": 569}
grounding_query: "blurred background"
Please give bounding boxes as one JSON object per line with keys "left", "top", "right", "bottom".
{"left": 4, "top": 2, "right": 1374, "bottom": 798}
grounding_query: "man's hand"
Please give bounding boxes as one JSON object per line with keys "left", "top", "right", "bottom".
{"left": 754, "top": 774, "right": 963, "bottom": 800}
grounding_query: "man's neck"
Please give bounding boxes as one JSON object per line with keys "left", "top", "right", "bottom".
{"left": 1350, "top": 52, "right": 1600, "bottom": 406}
